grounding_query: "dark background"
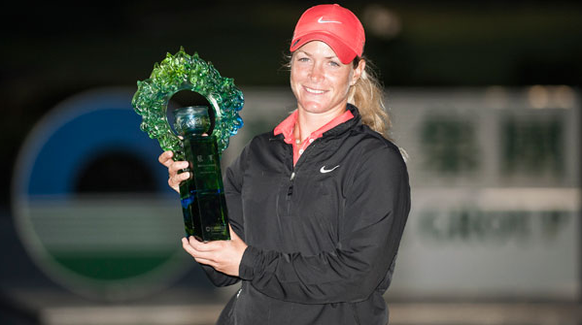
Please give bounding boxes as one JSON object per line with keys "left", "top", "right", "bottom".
{"left": 2, "top": 0, "right": 581, "bottom": 207}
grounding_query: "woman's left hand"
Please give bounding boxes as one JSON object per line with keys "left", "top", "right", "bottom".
{"left": 181, "top": 225, "right": 248, "bottom": 277}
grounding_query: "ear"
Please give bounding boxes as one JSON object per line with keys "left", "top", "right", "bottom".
{"left": 350, "top": 59, "right": 366, "bottom": 86}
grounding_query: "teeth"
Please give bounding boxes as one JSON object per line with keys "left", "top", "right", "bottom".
{"left": 305, "top": 87, "right": 324, "bottom": 94}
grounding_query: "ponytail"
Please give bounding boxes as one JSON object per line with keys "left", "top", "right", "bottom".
{"left": 348, "top": 58, "right": 391, "bottom": 139}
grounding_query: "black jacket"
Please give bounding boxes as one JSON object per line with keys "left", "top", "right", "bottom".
{"left": 204, "top": 105, "right": 410, "bottom": 325}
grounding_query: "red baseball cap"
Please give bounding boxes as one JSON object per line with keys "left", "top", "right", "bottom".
{"left": 290, "top": 4, "right": 365, "bottom": 64}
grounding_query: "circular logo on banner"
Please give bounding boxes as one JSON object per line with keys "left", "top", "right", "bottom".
{"left": 12, "top": 88, "right": 192, "bottom": 300}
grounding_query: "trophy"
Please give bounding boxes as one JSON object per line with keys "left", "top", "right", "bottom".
{"left": 132, "top": 48, "right": 244, "bottom": 241}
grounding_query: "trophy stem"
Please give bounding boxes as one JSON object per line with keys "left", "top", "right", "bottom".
{"left": 180, "top": 135, "right": 230, "bottom": 241}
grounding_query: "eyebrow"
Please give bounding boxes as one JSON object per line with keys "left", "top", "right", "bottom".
{"left": 296, "top": 50, "right": 339, "bottom": 60}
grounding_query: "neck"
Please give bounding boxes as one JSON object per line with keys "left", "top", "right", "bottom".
{"left": 294, "top": 105, "right": 347, "bottom": 142}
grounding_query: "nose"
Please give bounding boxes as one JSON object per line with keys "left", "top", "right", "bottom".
{"left": 308, "top": 63, "right": 324, "bottom": 83}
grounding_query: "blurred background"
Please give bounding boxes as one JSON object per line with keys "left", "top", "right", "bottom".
{"left": 1, "top": 0, "right": 581, "bottom": 324}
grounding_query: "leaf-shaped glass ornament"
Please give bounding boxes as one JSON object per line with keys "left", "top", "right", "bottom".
{"left": 132, "top": 48, "right": 244, "bottom": 160}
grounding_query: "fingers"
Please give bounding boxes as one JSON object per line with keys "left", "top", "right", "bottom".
{"left": 182, "top": 237, "right": 206, "bottom": 259}
{"left": 188, "top": 236, "right": 223, "bottom": 251}
{"left": 158, "top": 151, "right": 174, "bottom": 167}
{"left": 160, "top": 151, "right": 189, "bottom": 192}
{"left": 182, "top": 236, "right": 228, "bottom": 256}
{"left": 169, "top": 162, "right": 190, "bottom": 181}
{"left": 182, "top": 237, "right": 219, "bottom": 265}
{"left": 158, "top": 151, "right": 189, "bottom": 177}
{"left": 168, "top": 160, "right": 190, "bottom": 175}
{"left": 181, "top": 235, "right": 244, "bottom": 276}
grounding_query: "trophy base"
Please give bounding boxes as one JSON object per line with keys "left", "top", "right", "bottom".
{"left": 181, "top": 189, "right": 230, "bottom": 242}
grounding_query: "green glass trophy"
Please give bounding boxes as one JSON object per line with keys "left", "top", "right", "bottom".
{"left": 132, "top": 48, "right": 244, "bottom": 241}
{"left": 174, "top": 106, "right": 230, "bottom": 241}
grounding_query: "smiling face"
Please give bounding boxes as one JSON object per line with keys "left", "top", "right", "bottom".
{"left": 290, "top": 41, "right": 365, "bottom": 118}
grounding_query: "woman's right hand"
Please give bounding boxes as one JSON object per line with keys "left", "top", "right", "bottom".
{"left": 158, "top": 151, "right": 190, "bottom": 193}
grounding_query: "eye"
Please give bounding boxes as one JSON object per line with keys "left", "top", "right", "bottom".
{"left": 328, "top": 60, "right": 341, "bottom": 67}
{"left": 297, "top": 56, "right": 310, "bottom": 63}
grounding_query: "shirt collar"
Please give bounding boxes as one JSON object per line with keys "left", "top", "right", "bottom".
{"left": 273, "top": 109, "right": 354, "bottom": 144}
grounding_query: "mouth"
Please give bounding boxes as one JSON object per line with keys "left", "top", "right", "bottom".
{"left": 304, "top": 86, "right": 326, "bottom": 95}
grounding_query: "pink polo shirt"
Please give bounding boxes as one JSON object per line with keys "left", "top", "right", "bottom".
{"left": 274, "top": 109, "right": 354, "bottom": 166}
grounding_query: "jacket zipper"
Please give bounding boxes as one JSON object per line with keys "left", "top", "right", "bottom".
{"left": 286, "top": 139, "right": 318, "bottom": 197}
{"left": 285, "top": 171, "right": 295, "bottom": 215}
{"left": 287, "top": 171, "right": 295, "bottom": 196}
{"left": 285, "top": 139, "right": 320, "bottom": 215}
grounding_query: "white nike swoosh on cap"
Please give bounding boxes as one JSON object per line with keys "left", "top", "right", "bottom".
{"left": 318, "top": 17, "right": 342, "bottom": 24}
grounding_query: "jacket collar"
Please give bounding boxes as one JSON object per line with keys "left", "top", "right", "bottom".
{"left": 322, "top": 103, "right": 361, "bottom": 138}
{"left": 270, "top": 104, "right": 362, "bottom": 141}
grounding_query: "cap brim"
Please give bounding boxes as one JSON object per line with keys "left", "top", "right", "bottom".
{"left": 290, "top": 32, "right": 358, "bottom": 64}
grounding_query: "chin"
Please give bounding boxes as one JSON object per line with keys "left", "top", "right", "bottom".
{"left": 302, "top": 105, "right": 328, "bottom": 114}
{"left": 299, "top": 100, "right": 329, "bottom": 112}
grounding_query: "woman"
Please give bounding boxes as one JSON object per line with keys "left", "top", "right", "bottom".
{"left": 159, "top": 4, "right": 410, "bottom": 325}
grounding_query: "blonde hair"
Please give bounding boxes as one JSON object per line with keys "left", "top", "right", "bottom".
{"left": 348, "top": 58, "right": 391, "bottom": 139}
